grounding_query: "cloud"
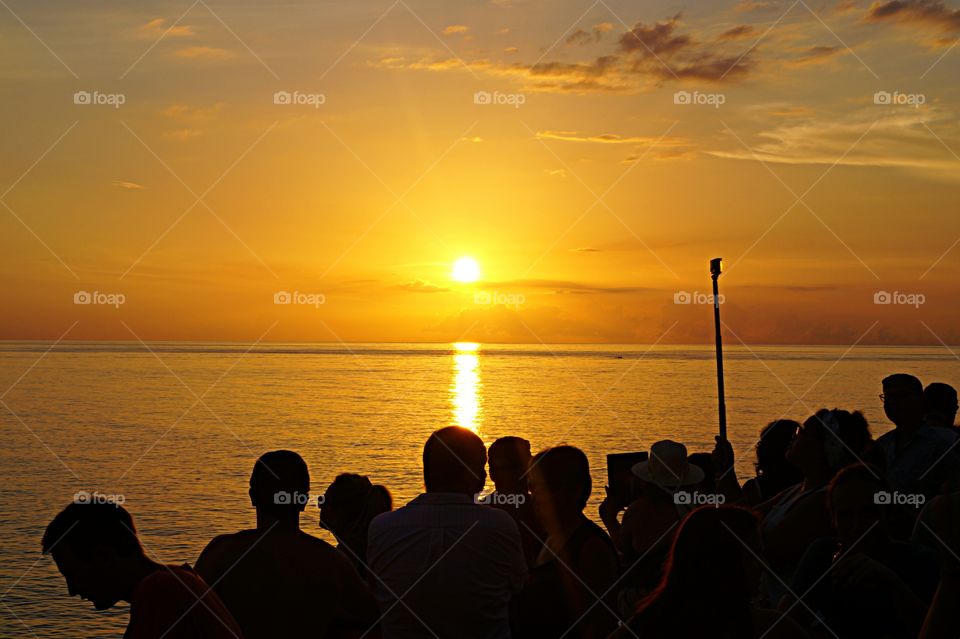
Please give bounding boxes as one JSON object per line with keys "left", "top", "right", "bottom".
{"left": 400, "top": 279, "right": 449, "bottom": 293}
{"left": 536, "top": 130, "right": 689, "bottom": 147}
{"left": 174, "top": 46, "right": 236, "bottom": 61}
{"left": 491, "top": 279, "right": 652, "bottom": 294}
{"left": 735, "top": 0, "right": 775, "bottom": 11}
{"left": 371, "top": 13, "right": 756, "bottom": 92}
{"left": 139, "top": 18, "right": 195, "bottom": 38}
{"left": 544, "top": 168, "right": 568, "bottom": 178}
{"left": 442, "top": 25, "right": 469, "bottom": 35}
{"left": 113, "top": 180, "right": 145, "bottom": 190}
{"left": 708, "top": 107, "right": 960, "bottom": 176}
{"left": 566, "top": 23, "right": 616, "bottom": 46}
{"left": 570, "top": 247, "right": 600, "bottom": 252}
{"left": 787, "top": 44, "right": 846, "bottom": 66}
{"left": 617, "top": 14, "right": 755, "bottom": 81}
{"left": 719, "top": 24, "right": 757, "bottom": 40}
{"left": 865, "top": 0, "right": 960, "bottom": 32}
{"left": 505, "top": 46, "right": 520, "bottom": 53}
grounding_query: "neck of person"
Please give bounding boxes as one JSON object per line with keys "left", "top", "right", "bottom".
{"left": 256, "top": 508, "right": 301, "bottom": 532}
{"left": 895, "top": 415, "right": 923, "bottom": 439}
{"left": 544, "top": 508, "right": 584, "bottom": 538}
{"left": 120, "top": 555, "right": 164, "bottom": 603}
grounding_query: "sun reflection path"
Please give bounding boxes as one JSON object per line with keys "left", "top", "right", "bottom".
{"left": 451, "top": 342, "right": 482, "bottom": 432}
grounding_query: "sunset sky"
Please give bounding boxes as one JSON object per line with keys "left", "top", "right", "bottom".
{"left": 1, "top": 0, "right": 958, "bottom": 344}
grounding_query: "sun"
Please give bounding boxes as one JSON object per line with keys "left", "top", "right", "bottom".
{"left": 452, "top": 256, "right": 480, "bottom": 283}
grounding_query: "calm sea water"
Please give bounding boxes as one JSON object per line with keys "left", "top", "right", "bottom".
{"left": 1, "top": 341, "right": 956, "bottom": 637}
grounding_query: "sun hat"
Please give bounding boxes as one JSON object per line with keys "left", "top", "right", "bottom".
{"left": 631, "top": 440, "right": 705, "bottom": 490}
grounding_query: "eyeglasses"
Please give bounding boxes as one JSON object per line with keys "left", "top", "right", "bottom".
{"left": 878, "top": 393, "right": 885, "bottom": 402}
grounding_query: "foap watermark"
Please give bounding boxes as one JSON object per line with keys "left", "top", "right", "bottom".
{"left": 274, "top": 290, "right": 325, "bottom": 307}
{"left": 73, "top": 491, "right": 126, "bottom": 506}
{"left": 73, "top": 90, "right": 126, "bottom": 109}
{"left": 474, "top": 290, "right": 525, "bottom": 308}
{"left": 673, "top": 90, "right": 725, "bottom": 108}
{"left": 474, "top": 492, "right": 527, "bottom": 508}
{"left": 74, "top": 290, "right": 125, "bottom": 308}
{"left": 873, "top": 90, "right": 925, "bottom": 108}
{"left": 874, "top": 491, "right": 925, "bottom": 507}
{"left": 273, "top": 90, "right": 325, "bottom": 108}
{"left": 273, "top": 491, "right": 325, "bottom": 506}
{"left": 674, "top": 290, "right": 723, "bottom": 305}
{"left": 473, "top": 90, "right": 526, "bottom": 108}
{"left": 874, "top": 290, "right": 925, "bottom": 308}
{"left": 674, "top": 490, "right": 725, "bottom": 507}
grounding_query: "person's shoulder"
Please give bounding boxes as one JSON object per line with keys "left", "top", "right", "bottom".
{"left": 875, "top": 429, "right": 896, "bottom": 443}
{"left": 137, "top": 564, "right": 205, "bottom": 599}
{"left": 200, "top": 529, "right": 259, "bottom": 557}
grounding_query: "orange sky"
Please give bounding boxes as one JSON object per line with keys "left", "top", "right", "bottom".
{"left": 1, "top": 0, "right": 958, "bottom": 345}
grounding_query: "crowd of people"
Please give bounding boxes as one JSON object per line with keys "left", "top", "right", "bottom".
{"left": 41, "top": 373, "right": 960, "bottom": 638}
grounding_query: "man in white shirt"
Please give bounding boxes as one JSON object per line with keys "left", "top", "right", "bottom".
{"left": 368, "top": 426, "right": 527, "bottom": 639}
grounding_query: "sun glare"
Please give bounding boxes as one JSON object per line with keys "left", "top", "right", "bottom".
{"left": 452, "top": 257, "right": 480, "bottom": 283}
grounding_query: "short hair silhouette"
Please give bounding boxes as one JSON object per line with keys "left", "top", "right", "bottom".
{"left": 42, "top": 502, "right": 142, "bottom": 557}
{"left": 249, "top": 450, "right": 310, "bottom": 514}
{"left": 489, "top": 436, "right": 531, "bottom": 468}
{"left": 530, "top": 445, "right": 591, "bottom": 510}
{"left": 422, "top": 426, "right": 486, "bottom": 492}
{"left": 882, "top": 373, "right": 923, "bottom": 397}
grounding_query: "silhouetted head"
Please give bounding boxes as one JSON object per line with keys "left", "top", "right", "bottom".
{"left": 249, "top": 450, "right": 310, "bottom": 521}
{"left": 828, "top": 463, "right": 888, "bottom": 550}
{"left": 422, "top": 426, "right": 487, "bottom": 495}
{"left": 924, "top": 382, "right": 958, "bottom": 428}
{"left": 755, "top": 419, "right": 801, "bottom": 478}
{"left": 488, "top": 436, "right": 532, "bottom": 494}
{"left": 320, "top": 473, "right": 392, "bottom": 544}
{"left": 636, "top": 506, "right": 760, "bottom": 634}
{"left": 882, "top": 374, "right": 923, "bottom": 428}
{"left": 787, "top": 409, "right": 872, "bottom": 476}
{"left": 528, "top": 445, "right": 591, "bottom": 530}
{"left": 42, "top": 502, "right": 146, "bottom": 611}
{"left": 686, "top": 453, "right": 716, "bottom": 494}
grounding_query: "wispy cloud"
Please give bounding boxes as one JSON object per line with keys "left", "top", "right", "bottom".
{"left": 113, "top": 180, "right": 145, "bottom": 190}
{"left": 139, "top": 18, "right": 195, "bottom": 39}
{"left": 865, "top": 0, "right": 960, "bottom": 32}
{"left": 174, "top": 46, "right": 236, "bottom": 61}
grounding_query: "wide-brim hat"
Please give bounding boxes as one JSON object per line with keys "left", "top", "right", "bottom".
{"left": 631, "top": 439, "right": 705, "bottom": 489}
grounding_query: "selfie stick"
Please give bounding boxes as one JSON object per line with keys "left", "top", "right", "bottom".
{"left": 711, "top": 258, "right": 727, "bottom": 441}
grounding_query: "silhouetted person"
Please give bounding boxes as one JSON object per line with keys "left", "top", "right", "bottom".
{"left": 743, "top": 420, "right": 804, "bottom": 505}
{"left": 487, "top": 436, "right": 544, "bottom": 568}
{"left": 784, "top": 463, "right": 938, "bottom": 638}
{"left": 924, "top": 382, "right": 959, "bottom": 430}
{"left": 917, "top": 491, "right": 960, "bottom": 638}
{"left": 610, "top": 506, "right": 807, "bottom": 638}
{"left": 758, "top": 409, "right": 872, "bottom": 602}
{"left": 599, "top": 440, "right": 702, "bottom": 608}
{"left": 367, "top": 426, "right": 526, "bottom": 639}
{"left": 320, "top": 472, "right": 392, "bottom": 577}
{"left": 43, "top": 501, "right": 242, "bottom": 639}
{"left": 512, "top": 445, "right": 620, "bottom": 639}
{"left": 195, "top": 451, "right": 377, "bottom": 639}
{"left": 873, "top": 374, "right": 960, "bottom": 502}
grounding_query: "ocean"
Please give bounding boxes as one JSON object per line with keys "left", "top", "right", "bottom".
{"left": 1, "top": 341, "right": 956, "bottom": 637}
